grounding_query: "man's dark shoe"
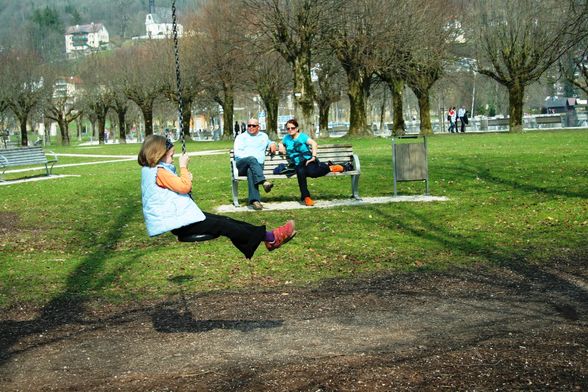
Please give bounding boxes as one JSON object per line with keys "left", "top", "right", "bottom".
{"left": 250, "top": 201, "right": 263, "bottom": 210}
{"left": 262, "top": 181, "right": 274, "bottom": 193}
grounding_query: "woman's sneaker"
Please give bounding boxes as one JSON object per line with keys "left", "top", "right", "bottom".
{"left": 304, "top": 196, "right": 315, "bottom": 206}
{"left": 265, "top": 220, "right": 296, "bottom": 251}
{"left": 329, "top": 164, "right": 344, "bottom": 173}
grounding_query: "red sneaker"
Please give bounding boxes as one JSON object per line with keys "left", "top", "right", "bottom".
{"left": 265, "top": 220, "right": 296, "bottom": 251}
{"left": 304, "top": 196, "right": 315, "bottom": 206}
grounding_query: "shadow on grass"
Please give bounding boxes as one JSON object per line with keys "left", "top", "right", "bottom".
{"left": 0, "top": 195, "right": 144, "bottom": 366}
{"left": 280, "top": 206, "right": 588, "bottom": 390}
{"left": 437, "top": 157, "right": 588, "bottom": 199}
{"left": 0, "top": 197, "right": 283, "bottom": 367}
{"left": 363, "top": 203, "right": 588, "bottom": 315}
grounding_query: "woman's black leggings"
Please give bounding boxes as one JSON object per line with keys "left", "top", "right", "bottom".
{"left": 294, "top": 160, "right": 330, "bottom": 199}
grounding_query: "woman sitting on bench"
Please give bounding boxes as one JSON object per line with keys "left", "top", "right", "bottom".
{"left": 278, "top": 118, "right": 343, "bottom": 207}
{"left": 138, "top": 135, "right": 295, "bottom": 259}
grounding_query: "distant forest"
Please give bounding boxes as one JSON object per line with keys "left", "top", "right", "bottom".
{"left": 0, "top": 0, "right": 202, "bottom": 59}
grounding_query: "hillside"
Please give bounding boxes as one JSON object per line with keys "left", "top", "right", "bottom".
{"left": 0, "top": 0, "right": 202, "bottom": 58}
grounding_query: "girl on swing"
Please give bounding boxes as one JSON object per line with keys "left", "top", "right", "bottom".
{"left": 138, "top": 135, "right": 295, "bottom": 259}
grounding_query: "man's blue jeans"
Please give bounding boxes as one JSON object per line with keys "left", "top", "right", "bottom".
{"left": 236, "top": 156, "right": 265, "bottom": 203}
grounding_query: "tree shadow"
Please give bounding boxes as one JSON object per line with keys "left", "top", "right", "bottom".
{"left": 0, "top": 194, "right": 146, "bottom": 366}
{"left": 361, "top": 204, "right": 588, "bottom": 316}
{"left": 441, "top": 157, "right": 588, "bottom": 199}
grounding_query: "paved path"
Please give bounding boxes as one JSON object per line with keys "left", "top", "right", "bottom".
{"left": 2, "top": 150, "right": 228, "bottom": 180}
{"left": 216, "top": 195, "right": 449, "bottom": 213}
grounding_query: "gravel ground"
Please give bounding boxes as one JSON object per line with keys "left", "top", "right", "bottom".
{"left": 1, "top": 255, "right": 587, "bottom": 391}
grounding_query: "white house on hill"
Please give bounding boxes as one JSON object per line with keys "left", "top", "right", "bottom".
{"left": 146, "top": 7, "right": 183, "bottom": 39}
{"left": 65, "top": 23, "right": 109, "bottom": 56}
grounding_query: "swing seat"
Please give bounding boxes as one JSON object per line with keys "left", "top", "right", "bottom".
{"left": 178, "top": 233, "right": 219, "bottom": 242}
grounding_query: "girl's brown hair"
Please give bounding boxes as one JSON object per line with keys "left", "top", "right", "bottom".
{"left": 137, "top": 135, "right": 167, "bottom": 167}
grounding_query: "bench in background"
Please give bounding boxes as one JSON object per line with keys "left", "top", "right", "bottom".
{"left": 0, "top": 146, "right": 57, "bottom": 180}
{"left": 230, "top": 144, "right": 361, "bottom": 207}
{"left": 535, "top": 115, "right": 562, "bottom": 128}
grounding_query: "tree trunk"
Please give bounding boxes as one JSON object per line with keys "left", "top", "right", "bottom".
{"left": 222, "top": 84, "right": 234, "bottom": 141}
{"left": 318, "top": 102, "right": 330, "bottom": 137}
{"left": 293, "top": 56, "right": 315, "bottom": 136}
{"left": 97, "top": 116, "right": 106, "bottom": 144}
{"left": 180, "top": 97, "right": 192, "bottom": 141}
{"left": 141, "top": 104, "right": 154, "bottom": 136}
{"left": 379, "top": 88, "right": 386, "bottom": 132}
{"left": 263, "top": 96, "right": 279, "bottom": 141}
{"left": 508, "top": 81, "right": 525, "bottom": 133}
{"left": 415, "top": 89, "right": 433, "bottom": 136}
{"left": 90, "top": 120, "right": 96, "bottom": 139}
{"left": 347, "top": 73, "right": 370, "bottom": 136}
{"left": 390, "top": 79, "right": 406, "bottom": 136}
{"left": 58, "top": 118, "right": 70, "bottom": 145}
{"left": 77, "top": 117, "right": 82, "bottom": 141}
{"left": 19, "top": 116, "right": 28, "bottom": 146}
{"left": 117, "top": 110, "right": 127, "bottom": 143}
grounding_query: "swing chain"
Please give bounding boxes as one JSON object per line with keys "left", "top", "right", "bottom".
{"left": 171, "top": 0, "right": 186, "bottom": 154}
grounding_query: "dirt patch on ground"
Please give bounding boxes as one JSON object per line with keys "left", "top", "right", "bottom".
{"left": 1, "top": 256, "right": 587, "bottom": 391}
{"left": 0, "top": 212, "right": 19, "bottom": 234}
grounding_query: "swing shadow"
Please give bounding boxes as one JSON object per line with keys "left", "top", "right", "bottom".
{"left": 0, "top": 190, "right": 147, "bottom": 367}
{"left": 151, "top": 306, "right": 283, "bottom": 333}
{"left": 153, "top": 275, "right": 283, "bottom": 333}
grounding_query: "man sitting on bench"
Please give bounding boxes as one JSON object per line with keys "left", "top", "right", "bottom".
{"left": 233, "top": 118, "right": 277, "bottom": 210}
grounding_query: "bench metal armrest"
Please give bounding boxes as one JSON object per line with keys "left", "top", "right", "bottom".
{"left": 46, "top": 150, "right": 58, "bottom": 174}
{"left": 0, "top": 154, "right": 7, "bottom": 180}
{"left": 230, "top": 157, "right": 239, "bottom": 180}
{"left": 352, "top": 153, "right": 361, "bottom": 173}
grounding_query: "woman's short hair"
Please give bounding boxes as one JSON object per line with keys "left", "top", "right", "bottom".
{"left": 138, "top": 135, "right": 167, "bottom": 167}
{"left": 286, "top": 118, "right": 299, "bottom": 128}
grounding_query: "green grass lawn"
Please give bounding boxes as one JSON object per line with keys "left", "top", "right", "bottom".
{"left": 1, "top": 130, "right": 587, "bottom": 307}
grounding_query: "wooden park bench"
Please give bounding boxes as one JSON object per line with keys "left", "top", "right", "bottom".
{"left": 535, "top": 115, "right": 562, "bottom": 128}
{"left": 0, "top": 146, "right": 57, "bottom": 181}
{"left": 230, "top": 144, "right": 361, "bottom": 207}
{"left": 486, "top": 118, "right": 510, "bottom": 130}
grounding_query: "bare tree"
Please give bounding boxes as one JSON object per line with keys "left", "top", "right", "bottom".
{"left": 245, "top": 0, "right": 334, "bottom": 133}
{"left": 328, "top": 0, "right": 390, "bottom": 136}
{"left": 78, "top": 54, "right": 114, "bottom": 144}
{"left": 374, "top": 1, "right": 417, "bottom": 136}
{"left": 246, "top": 50, "right": 292, "bottom": 139}
{"left": 241, "top": 21, "right": 293, "bottom": 139}
{"left": 164, "top": 18, "right": 205, "bottom": 140}
{"left": 403, "top": 1, "right": 453, "bottom": 135}
{"left": 44, "top": 90, "right": 81, "bottom": 146}
{"left": 189, "top": 0, "right": 247, "bottom": 140}
{"left": 313, "top": 51, "right": 345, "bottom": 136}
{"left": 118, "top": 42, "right": 168, "bottom": 136}
{"left": 469, "top": 0, "right": 588, "bottom": 132}
{"left": 0, "top": 49, "right": 52, "bottom": 146}
{"left": 563, "top": 37, "right": 588, "bottom": 96}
